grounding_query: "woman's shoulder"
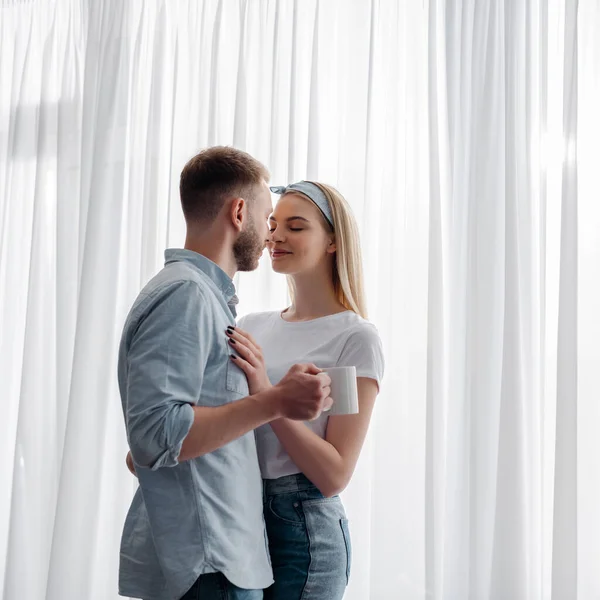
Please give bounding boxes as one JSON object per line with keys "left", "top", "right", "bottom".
{"left": 236, "top": 310, "right": 279, "bottom": 330}
{"left": 335, "top": 313, "right": 385, "bottom": 380}
{"left": 337, "top": 312, "right": 381, "bottom": 340}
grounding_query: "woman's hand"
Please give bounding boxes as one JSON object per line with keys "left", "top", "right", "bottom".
{"left": 226, "top": 325, "right": 272, "bottom": 394}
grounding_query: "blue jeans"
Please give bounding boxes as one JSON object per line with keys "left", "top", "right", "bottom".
{"left": 263, "top": 474, "right": 352, "bottom": 600}
{"left": 179, "top": 573, "right": 263, "bottom": 600}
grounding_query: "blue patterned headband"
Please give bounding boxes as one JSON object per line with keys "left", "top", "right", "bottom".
{"left": 269, "top": 181, "right": 334, "bottom": 228}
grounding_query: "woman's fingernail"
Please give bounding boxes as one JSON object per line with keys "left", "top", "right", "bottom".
{"left": 229, "top": 339, "right": 236, "bottom": 345}
{"left": 230, "top": 354, "right": 237, "bottom": 360}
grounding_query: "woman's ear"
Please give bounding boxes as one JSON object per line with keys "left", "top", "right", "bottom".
{"left": 326, "top": 236, "right": 337, "bottom": 254}
{"left": 229, "top": 197, "right": 246, "bottom": 232}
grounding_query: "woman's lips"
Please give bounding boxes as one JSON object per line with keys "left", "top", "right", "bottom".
{"left": 271, "top": 250, "right": 292, "bottom": 259}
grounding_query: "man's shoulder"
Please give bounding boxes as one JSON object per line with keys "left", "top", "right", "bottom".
{"left": 124, "top": 267, "right": 211, "bottom": 331}
{"left": 136, "top": 274, "right": 200, "bottom": 308}
{"left": 141, "top": 261, "right": 207, "bottom": 295}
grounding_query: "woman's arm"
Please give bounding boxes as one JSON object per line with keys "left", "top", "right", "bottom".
{"left": 269, "top": 377, "right": 379, "bottom": 497}
{"left": 226, "top": 325, "right": 380, "bottom": 497}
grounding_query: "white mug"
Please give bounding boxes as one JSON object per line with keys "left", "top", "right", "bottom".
{"left": 320, "top": 366, "right": 359, "bottom": 415}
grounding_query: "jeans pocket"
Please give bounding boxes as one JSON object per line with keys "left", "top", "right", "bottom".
{"left": 339, "top": 518, "right": 352, "bottom": 584}
{"left": 300, "top": 498, "right": 350, "bottom": 599}
{"left": 267, "top": 494, "right": 305, "bottom": 526}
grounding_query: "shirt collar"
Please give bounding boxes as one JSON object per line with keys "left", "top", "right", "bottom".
{"left": 164, "top": 249, "right": 237, "bottom": 305}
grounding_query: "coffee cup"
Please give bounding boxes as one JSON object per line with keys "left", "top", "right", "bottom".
{"left": 320, "top": 366, "right": 359, "bottom": 415}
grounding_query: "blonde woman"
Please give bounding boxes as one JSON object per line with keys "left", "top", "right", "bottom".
{"left": 228, "top": 181, "right": 385, "bottom": 600}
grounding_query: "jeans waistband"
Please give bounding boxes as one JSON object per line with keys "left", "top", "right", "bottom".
{"left": 263, "top": 473, "right": 317, "bottom": 496}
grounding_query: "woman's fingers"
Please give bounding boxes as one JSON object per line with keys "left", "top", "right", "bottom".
{"left": 227, "top": 331, "right": 261, "bottom": 367}
{"left": 230, "top": 353, "right": 254, "bottom": 376}
{"left": 227, "top": 326, "right": 262, "bottom": 356}
{"left": 226, "top": 327, "right": 261, "bottom": 365}
{"left": 236, "top": 327, "right": 259, "bottom": 348}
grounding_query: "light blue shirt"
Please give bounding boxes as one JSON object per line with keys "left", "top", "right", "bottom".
{"left": 117, "top": 249, "right": 272, "bottom": 600}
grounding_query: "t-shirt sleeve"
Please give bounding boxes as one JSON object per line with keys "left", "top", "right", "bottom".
{"left": 336, "top": 323, "right": 385, "bottom": 386}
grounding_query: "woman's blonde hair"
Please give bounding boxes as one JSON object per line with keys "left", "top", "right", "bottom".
{"left": 286, "top": 182, "right": 367, "bottom": 319}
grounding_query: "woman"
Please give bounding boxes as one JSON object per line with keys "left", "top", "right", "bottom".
{"left": 227, "top": 181, "right": 384, "bottom": 600}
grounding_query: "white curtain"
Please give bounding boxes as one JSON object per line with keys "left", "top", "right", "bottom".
{"left": 1, "top": 1, "right": 598, "bottom": 599}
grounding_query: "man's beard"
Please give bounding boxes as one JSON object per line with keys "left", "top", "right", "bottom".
{"left": 233, "top": 216, "right": 264, "bottom": 272}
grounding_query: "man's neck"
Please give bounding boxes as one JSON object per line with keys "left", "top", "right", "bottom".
{"left": 184, "top": 234, "right": 237, "bottom": 279}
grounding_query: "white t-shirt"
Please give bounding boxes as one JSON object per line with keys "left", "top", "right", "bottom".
{"left": 237, "top": 310, "right": 385, "bottom": 480}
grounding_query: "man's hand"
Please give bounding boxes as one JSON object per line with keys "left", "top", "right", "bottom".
{"left": 126, "top": 451, "right": 137, "bottom": 477}
{"left": 272, "top": 364, "right": 333, "bottom": 421}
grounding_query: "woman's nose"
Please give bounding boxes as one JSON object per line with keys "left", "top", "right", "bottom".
{"left": 269, "top": 228, "right": 285, "bottom": 243}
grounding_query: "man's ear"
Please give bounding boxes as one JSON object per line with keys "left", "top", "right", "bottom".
{"left": 229, "top": 197, "right": 246, "bottom": 232}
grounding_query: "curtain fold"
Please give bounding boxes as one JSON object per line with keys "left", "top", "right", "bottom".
{"left": 0, "top": 1, "right": 598, "bottom": 599}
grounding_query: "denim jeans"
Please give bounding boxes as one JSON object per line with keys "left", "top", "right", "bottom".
{"left": 179, "top": 573, "right": 263, "bottom": 600}
{"left": 263, "top": 473, "right": 352, "bottom": 600}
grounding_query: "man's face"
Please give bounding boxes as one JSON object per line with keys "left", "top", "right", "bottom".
{"left": 233, "top": 181, "right": 273, "bottom": 272}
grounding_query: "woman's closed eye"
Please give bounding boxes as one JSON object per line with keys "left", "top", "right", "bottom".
{"left": 269, "top": 227, "right": 304, "bottom": 233}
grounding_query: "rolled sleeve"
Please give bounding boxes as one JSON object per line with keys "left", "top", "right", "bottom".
{"left": 129, "top": 402, "right": 194, "bottom": 469}
{"left": 124, "top": 281, "right": 211, "bottom": 469}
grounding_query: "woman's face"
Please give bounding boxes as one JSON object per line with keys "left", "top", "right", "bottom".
{"left": 267, "top": 193, "right": 335, "bottom": 275}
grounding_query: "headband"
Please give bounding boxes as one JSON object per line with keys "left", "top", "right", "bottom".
{"left": 269, "top": 181, "right": 334, "bottom": 227}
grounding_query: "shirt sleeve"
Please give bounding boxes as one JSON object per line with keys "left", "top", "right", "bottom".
{"left": 336, "top": 324, "right": 385, "bottom": 387}
{"left": 124, "top": 280, "right": 210, "bottom": 469}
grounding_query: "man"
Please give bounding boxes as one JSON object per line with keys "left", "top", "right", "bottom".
{"left": 118, "top": 146, "right": 332, "bottom": 600}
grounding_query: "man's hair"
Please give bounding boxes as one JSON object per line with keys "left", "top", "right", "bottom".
{"left": 179, "top": 146, "right": 270, "bottom": 225}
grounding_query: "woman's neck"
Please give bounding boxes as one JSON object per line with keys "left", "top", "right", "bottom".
{"left": 284, "top": 270, "right": 347, "bottom": 322}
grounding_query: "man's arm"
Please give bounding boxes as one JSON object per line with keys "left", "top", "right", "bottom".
{"left": 178, "top": 364, "right": 333, "bottom": 462}
{"left": 178, "top": 387, "right": 279, "bottom": 461}
{"left": 124, "top": 281, "right": 331, "bottom": 469}
{"left": 124, "top": 281, "right": 209, "bottom": 469}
